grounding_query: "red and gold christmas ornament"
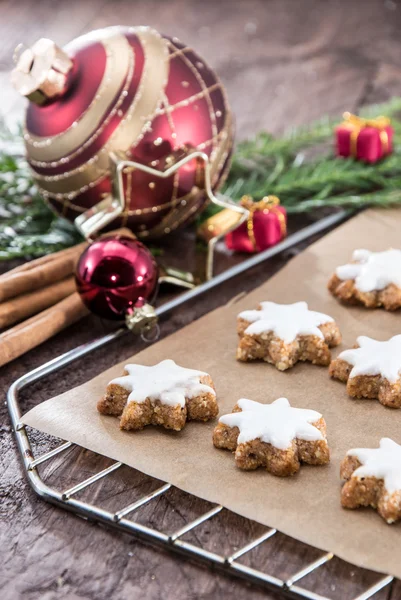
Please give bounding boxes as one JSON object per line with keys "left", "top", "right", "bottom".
{"left": 12, "top": 26, "right": 234, "bottom": 239}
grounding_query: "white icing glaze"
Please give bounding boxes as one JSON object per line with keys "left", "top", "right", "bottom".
{"left": 336, "top": 248, "right": 401, "bottom": 293}
{"left": 239, "top": 301, "right": 333, "bottom": 344}
{"left": 219, "top": 397, "right": 323, "bottom": 450}
{"left": 347, "top": 438, "right": 401, "bottom": 495}
{"left": 338, "top": 335, "right": 401, "bottom": 383}
{"left": 110, "top": 359, "right": 215, "bottom": 407}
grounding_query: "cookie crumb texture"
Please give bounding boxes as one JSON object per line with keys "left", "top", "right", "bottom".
{"left": 328, "top": 248, "right": 401, "bottom": 310}
{"left": 98, "top": 359, "right": 218, "bottom": 431}
{"left": 213, "top": 398, "right": 330, "bottom": 476}
{"left": 237, "top": 301, "right": 341, "bottom": 370}
{"left": 329, "top": 335, "right": 401, "bottom": 408}
{"left": 341, "top": 438, "right": 401, "bottom": 524}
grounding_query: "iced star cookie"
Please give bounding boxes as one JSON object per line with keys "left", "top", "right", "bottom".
{"left": 328, "top": 249, "right": 401, "bottom": 310}
{"left": 213, "top": 398, "right": 330, "bottom": 476}
{"left": 236, "top": 301, "right": 341, "bottom": 371}
{"left": 341, "top": 438, "right": 401, "bottom": 524}
{"left": 98, "top": 359, "right": 218, "bottom": 431}
{"left": 329, "top": 335, "right": 401, "bottom": 408}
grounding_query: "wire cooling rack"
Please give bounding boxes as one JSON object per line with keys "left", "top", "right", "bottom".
{"left": 7, "top": 211, "right": 397, "bottom": 600}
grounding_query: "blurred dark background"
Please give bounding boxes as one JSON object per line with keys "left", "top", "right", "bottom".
{"left": 2, "top": 0, "right": 401, "bottom": 138}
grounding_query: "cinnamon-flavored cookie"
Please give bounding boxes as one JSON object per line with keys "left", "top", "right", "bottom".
{"left": 98, "top": 359, "right": 218, "bottom": 431}
{"left": 213, "top": 397, "right": 330, "bottom": 476}
{"left": 341, "top": 438, "right": 401, "bottom": 524}
{"left": 236, "top": 301, "right": 341, "bottom": 371}
{"left": 329, "top": 335, "right": 401, "bottom": 408}
{"left": 328, "top": 248, "right": 401, "bottom": 310}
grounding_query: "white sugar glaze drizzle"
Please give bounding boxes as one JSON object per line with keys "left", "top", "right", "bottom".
{"left": 110, "top": 359, "right": 215, "bottom": 407}
{"left": 338, "top": 335, "right": 401, "bottom": 383}
{"left": 219, "top": 397, "right": 323, "bottom": 450}
{"left": 336, "top": 248, "right": 401, "bottom": 293}
{"left": 238, "top": 301, "right": 333, "bottom": 344}
{"left": 347, "top": 438, "right": 401, "bottom": 495}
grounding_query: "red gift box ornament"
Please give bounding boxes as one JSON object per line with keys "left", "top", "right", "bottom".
{"left": 225, "top": 195, "right": 287, "bottom": 254}
{"left": 336, "top": 112, "right": 393, "bottom": 163}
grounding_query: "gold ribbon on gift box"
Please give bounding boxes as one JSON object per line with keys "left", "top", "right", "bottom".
{"left": 341, "top": 111, "right": 391, "bottom": 157}
{"left": 197, "top": 194, "right": 286, "bottom": 248}
{"left": 240, "top": 195, "right": 287, "bottom": 250}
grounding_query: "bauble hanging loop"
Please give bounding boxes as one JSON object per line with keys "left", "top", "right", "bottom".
{"left": 125, "top": 302, "right": 158, "bottom": 335}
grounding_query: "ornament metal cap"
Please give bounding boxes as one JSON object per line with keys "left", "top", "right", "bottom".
{"left": 11, "top": 38, "right": 73, "bottom": 105}
{"left": 125, "top": 303, "right": 158, "bottom": 335}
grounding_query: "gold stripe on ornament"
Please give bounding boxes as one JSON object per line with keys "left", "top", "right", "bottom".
{"left": 161, "top": 92, "right": 180, "bottom": 218}
{"left": 166, "top": 41, "right": 210, "bottom": 70}
{"left": 38, "top": 174, "right": 106, "bottom": 208}
{"left": 113, "top": 27, "right": 169, "bottom": 152}
{"left": 32, "top": 81, "right": 222, "bottom": 188}
{"left": 148, "top": 191, "right": 205, "bottom": 238}
{"left": 33, "top": 27, "right": 170, "bottom": 197}
{"left": 141, "top": 83, "right": 205, "bottom": 238}
{"left": 167, "top": 39, "right": 218, "bottom": 148}
{"left": 167, "top": 45, "right": 189, "bottom": 60}
{"left": 32, "top": 153, "right": 108, "bottom": 184}
{"left": 138, "top": 124, "right": 233, "bottom": 238}
{"left": 29, "top": 39, "right": 136, "bottom": 169}
{"left": 137, "top": 194, "right": 202, "bottom": 237}
{"left": 140, "top": 38, "right": 233, "bottom": 238}
{"left": 120, "top": 168, "right": 133, "bottom": 228}
{"left": 111, "top": 92, "right": 181, "bottom": 225}
{"left": 43, "top": 133, "right": 228, "bottom": 221}
{"left": 154, "top": 82, "right": 222, "bottom": 117}
{"left": 42, "top": 193, "right": 86, "bottom": 213}
{"left": 37, "top": 28, "right": 233, "bottom": 240}
{"left": 130, "top": 113, "right": 233, "bottom": 237}
{"left": 211, "top": 112, "right": 233, "bottom": 184}
{"left": 37, "top": 122, "right": 231, "bottom": 212}
{"left": 127, "top": 192, "right": 190, "bottom": 216}
{"left": 26, "top": 32, "right": 132, "bottom": 162}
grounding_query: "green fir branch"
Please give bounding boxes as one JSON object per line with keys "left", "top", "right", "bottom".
{"left": 0, "top": 124, "right": 82, "bottom": 260}
{"left": 2, "top": 97, "right": 401, "bottom": 259}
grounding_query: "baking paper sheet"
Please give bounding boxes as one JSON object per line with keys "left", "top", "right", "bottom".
{"left": 22, "top": 208, "right": 401, "bottom": 578}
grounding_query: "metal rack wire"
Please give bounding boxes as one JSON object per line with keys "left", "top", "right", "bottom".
{"left": 8, "top": 211, "right": 396, "bottom": 600}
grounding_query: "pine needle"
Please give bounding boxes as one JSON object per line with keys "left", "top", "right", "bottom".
{"left": 2, "top": 97, "right": 401, "bottom": 259}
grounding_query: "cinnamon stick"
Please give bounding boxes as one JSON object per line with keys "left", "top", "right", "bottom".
{"left": 0, "top": 276, "right": 75, "bottom": 329}
{"left": 0, "top": 243, "right": 86, "bottom": 302}
{"left": 0, "top": 227, "right": 134, "bottom": 303}
{"left": 0, "top": 292, "right": 89, "bottom": 367}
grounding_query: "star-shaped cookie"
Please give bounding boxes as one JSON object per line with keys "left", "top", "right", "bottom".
{"left": 237, "top": 301, "right": 341, "bottom": 370}
{"left": 329, "top": 335, "right": 401, "bottom": 408}
{"left": 98, "top": 359, "right": 218, "bottom": 431}
{"left": 341, "top": 438, "right": 401, "bottom": 523}
{"left": 328, "top": 248, "right": 401, "bottom": 310}
{"left": 213, "top": 397, "right": 330, "bottom": 476}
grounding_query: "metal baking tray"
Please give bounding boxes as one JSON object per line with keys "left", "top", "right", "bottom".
{"left": 8, "top": 209, "right": 396, "bottom": 599}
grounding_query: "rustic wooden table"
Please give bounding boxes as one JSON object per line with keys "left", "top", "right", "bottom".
{"left": 2, "top": 1, "right": 401, "bottom": 598}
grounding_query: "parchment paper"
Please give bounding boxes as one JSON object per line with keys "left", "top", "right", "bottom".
{"left": 22, "top": 208, "right": 401, "bottom": 579}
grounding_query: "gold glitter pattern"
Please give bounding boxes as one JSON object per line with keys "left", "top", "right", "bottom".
{"left": 27, "top": 29, "right": 233, "bottom": 238}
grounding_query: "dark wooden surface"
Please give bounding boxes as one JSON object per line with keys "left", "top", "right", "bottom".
{"left": 2, "top": 1, "right": 401, "bottom": 599}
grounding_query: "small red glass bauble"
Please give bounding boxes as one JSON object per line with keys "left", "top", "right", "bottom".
{"left": 75, "top": 236, "right": 158, "bottom": 320}
{"left": 13, "top": 26, "right": 233, "bottom": 239}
